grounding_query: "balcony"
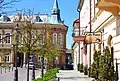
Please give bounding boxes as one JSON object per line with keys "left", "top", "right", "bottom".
{"left": 96, "top": 0, "right": 120, "bottom": 15}
{"left": 105, "top": 0, "right": 120, "bottom": 5}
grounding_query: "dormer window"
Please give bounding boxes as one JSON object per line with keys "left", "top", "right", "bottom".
{"left": 35, "top": 16, "right": 42, "bottom": 22}
{"left": 0, "top": 15, "right": 11, "bottom": 22}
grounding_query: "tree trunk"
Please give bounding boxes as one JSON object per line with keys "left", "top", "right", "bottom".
{"left": 41, "top": 55, "right": 44, "bottom": 78}
{"left": 27, "top": 53, "right": 29, "bottom": 81}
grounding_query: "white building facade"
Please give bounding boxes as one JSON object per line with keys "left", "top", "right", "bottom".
{"left": 72, "top": 0, "right": 120, "bottom": 80}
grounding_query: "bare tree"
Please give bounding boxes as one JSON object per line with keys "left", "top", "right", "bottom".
{"left": 0, "top": 0, "right": 18, "bottom": 9}
{"left": 0, "top": 0, "right": 19, "bottom": 14}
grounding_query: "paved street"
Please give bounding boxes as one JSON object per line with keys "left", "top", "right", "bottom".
{"left": 57, "top": 70, "right": 94, "bottom": 81}
{"left": 0, "top": 67, "right": 42, "bottom": 81}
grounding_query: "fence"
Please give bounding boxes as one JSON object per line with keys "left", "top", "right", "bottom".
{"left": 0, "top": 66, "right": 13, "bottom": 74}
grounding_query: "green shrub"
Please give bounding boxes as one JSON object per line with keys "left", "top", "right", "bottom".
{"left": 90, "top": 50, "right": 100, "bottom": 79}
{"left": 77, "top": 63, "right": 80, "bottom": 71}
{"left": 98, "top": 47, "right": 115, "bottom": 81}
{"left": 84, "top": 65, "right": 88, "bottom": 75}
{"left": 80, "top": 63, "right": 83, "bottom": 72}
{"left": 34, "top": 68, "right": 60, "bottom": 81}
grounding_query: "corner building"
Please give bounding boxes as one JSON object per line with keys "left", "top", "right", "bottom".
{"left": 0, "top": 0, "right": 68, "bottom": 68}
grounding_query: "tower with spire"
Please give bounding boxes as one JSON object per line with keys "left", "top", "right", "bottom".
{"left": 50, "top": 0, "right": 63, "bottom": 24}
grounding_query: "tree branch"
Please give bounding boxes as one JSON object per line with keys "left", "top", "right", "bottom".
{"left": 0, "top": 0, "right": 19, "bottom": 10}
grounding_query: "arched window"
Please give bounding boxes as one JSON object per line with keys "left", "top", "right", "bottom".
{"left": 39, "top": 34, "right": 44, "bottom": 44}
{"left": 58, "top": 33, "right": 63, "bottom": 45}
{"left": 5, "top": 33, "right": 10, "bottom": 43}
{"left": 53, "top": 33, "right": 57, "bottom": 44}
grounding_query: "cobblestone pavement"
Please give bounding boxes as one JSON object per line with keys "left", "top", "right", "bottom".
{"left": 57, "top": 70, "right": 94, "bottom": 81}
{"left": 0, "top": 67, "right": 42, "bottom": 81}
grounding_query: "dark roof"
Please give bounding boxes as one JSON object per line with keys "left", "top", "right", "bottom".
{"left": 0, "top": 15, "right": 11, "bottom": 21}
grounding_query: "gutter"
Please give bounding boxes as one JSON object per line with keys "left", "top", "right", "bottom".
{"left": 77, "top": 0, "right": 84, "bottom": 12}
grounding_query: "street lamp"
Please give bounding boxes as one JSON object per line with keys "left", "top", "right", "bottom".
{"left": 14, "top": 23, "right": 19, "bottom": 81}
{"left": 32, "top": 54, "right": 35, "bottom": 80}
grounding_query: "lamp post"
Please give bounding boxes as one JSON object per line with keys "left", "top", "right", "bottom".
{"left": 115, "top": 59, "right": 119, "bottom": 81}
{"left": 14, "top": 23, "right": 19, "bottom": 81}
{"left": 32, "top": 54, "right": 35, "bottom": 80}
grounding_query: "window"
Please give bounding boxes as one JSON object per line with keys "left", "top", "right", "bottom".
{"left": 38, "top": 56, "right": 41, "bottom": 62}
{"left": 55, "top": 56, "right": 59, "bottom": 60}
{"left": 5, "top": 33, "right": 10, "bottom": 43}
{"left": 116, "top": 16, "right": 120, "bottom": 36}
{"left": 39, "top": 34, "right": 44, "bottom": 44}
{"left": 53, "top": 33, "right": 57, "bottom": 44}
{"left": 18, "top": 34, "right": 22, "bottom": 43}
{"left": 0, "top": 33, "right": 2, "bottom": 43}
{"left": 29, "top": 55, "right": 33, "bottom": 62}
{"left": 31, "top": 33, "right": 34, "bottom": 43}
{"left": 58, "top": 33, "right": 63, "bottom": 45}
{"left": 5, "top": 55, "right": 10, "bottom": 62}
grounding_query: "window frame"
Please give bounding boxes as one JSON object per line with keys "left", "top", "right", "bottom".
{"left": 4, "top": 55, "right": 10, "bottom": 62}
{"left": 53, "top": 33, "right": 57, "bottom": 44}
{"left": 5, "top": 33, "right": 11, "bottom": 44}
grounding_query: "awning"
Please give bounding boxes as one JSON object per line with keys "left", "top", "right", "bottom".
{"left": 73, "top": 36, "right": 85, "bottom": 42}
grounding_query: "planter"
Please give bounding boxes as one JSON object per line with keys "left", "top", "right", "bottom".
{"left": 77, "top": 63, "right": 80, "bottom": 71}
{"left": 84, "top": 65, "right": 88, "bottom": 75}
{"left": 80, "top": 63, "right": 83, "bottom": 72}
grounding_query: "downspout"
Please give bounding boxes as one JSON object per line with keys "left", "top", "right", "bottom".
{"left": 77, "top": 9, "right": 81, "bottom": 65}
{"left": 89, "top": 0, "right": 92, "bottom": 77}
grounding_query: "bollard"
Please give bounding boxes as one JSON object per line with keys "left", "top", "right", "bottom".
{"left": 0, "top": 67, "right": 2, "bottom": 74}
{"left": 5, "top": 67, "right": 6, "bottom": 73}
{"left": 12, "top": 67, "right": 13, "bottom": 71}
{"left": 58, "top": 77, "right": 60, "bottom": 81}
{"left": 9, "top": 67, "right": 10, "bottom": 72}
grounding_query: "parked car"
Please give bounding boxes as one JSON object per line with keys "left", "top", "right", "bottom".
{"left": 26, "top": 62, "right": 35, "bottom": 70}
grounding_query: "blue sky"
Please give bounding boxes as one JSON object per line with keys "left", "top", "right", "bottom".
{"left": 5, "top": 0, "right": 79, "bottom": 49}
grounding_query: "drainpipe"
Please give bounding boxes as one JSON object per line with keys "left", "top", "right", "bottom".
{"left": 77, "top": 9, "right": 81, "bottom": 66}
{"left": 115, "top": 58, "right": 119, "bottom": 81}
{"left": 89, "top": 0, "right": 92, "bottom": 77}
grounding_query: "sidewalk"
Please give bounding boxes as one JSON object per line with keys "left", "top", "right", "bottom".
{"left": 57, "top": 70, "right": 94, "bottom": 81}
{"left": 0, "top": 67, "right": 42, "bottom": 81}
